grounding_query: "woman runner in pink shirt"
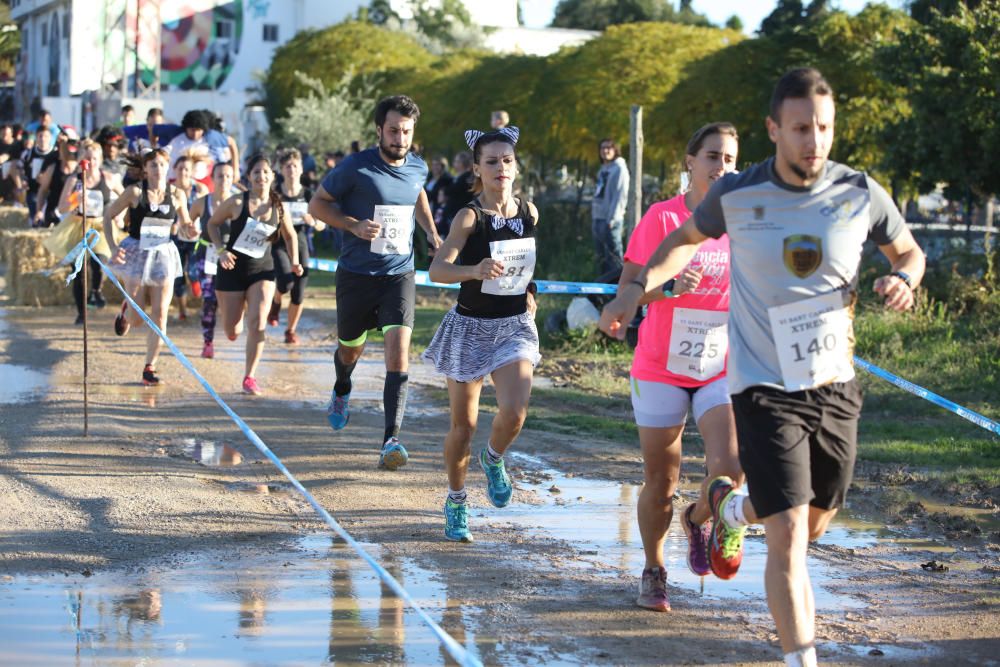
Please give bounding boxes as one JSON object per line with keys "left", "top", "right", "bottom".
{"left": 619, "top": 122, "right": 743, "bottom": 611}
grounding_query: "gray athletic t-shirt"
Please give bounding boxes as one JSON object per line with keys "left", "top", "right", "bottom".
{"left": 693, "top": 157, "right": 906, "bottom": 394}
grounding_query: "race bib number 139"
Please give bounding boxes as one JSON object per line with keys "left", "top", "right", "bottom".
{"left": 371, "top": 205, "right": 413, "bottom": 255}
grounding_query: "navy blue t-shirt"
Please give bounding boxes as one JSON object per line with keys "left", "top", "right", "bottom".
{"left": 321, "top": 148, "right": 428, "bottom": 275}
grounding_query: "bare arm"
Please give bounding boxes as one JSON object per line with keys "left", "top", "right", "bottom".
{"left": 103, "top": 184, "right": 140, "bottom": 260}
{"left": 278, "top": 210, "right": 301, "bottom": 270}
{"left": 600, "top": 217, "right": 708, "bottom": 338}
{"left": 207, "top": 194, "right": 242, "bottom": 270}
{"left": 428, "top": 208, "right": 503, "bottom": 284}
{"left": 171, "top": 186, "right": 196, "bottom": 237}
{"left": 35, "top": 163, "right": 54, "bottom": 222}
{"left": 415, "top": 189, "right": 441, "bottom": 250}
{"left": 57, "top": 174, "right": 78, "bottom": 215}
{"left": 307, "top": 183, "right": 380, "bottom": 240}
{"left": 874, "top": 227, "right": 925, "bottom": 311}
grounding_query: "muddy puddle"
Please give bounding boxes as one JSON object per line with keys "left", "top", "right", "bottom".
{"left": 0, "top": 363, "right": 48, "bottom": 404}
{"left": 498, "top": 452, "right": 915, "bottom": 610}
{"left": 0, "top": 535, "right": 504, "bottom": 667}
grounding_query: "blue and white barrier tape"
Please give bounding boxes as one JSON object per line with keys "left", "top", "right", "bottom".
{"left": 307, "top": 257, "right": 618, "bottom": 295}
{"left": 67, "top": 231, "right": 482, "bottom": 667}
{"left": 853, "top": 357, "right": 1000, "bottom": 436}
{"left": 310, "top": 257, "right": 998, "bottom": 436}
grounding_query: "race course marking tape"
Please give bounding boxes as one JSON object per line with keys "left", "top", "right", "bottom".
{"left": 309, "top": 258, "right": 999, "bottom": 436}
{"left": 67, "top": 232, "right": 482, "bottom": 667}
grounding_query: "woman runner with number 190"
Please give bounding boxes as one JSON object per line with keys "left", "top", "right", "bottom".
{"left": 617, "top": 122, "right": 746, "bottom": 612}
{"left": 207, "top": 153, "right": 302, "bottom": 395}
{"left": 423, "top": 126, "right": 540, "bottom": 543}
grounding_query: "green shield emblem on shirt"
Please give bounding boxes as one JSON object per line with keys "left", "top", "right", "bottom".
{"left": 783, "top": 235, "right": 822, "bottom": 278}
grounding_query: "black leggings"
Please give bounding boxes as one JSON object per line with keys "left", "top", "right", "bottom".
{"left": 72, "top": 256, "right": 104, "bottom": 316}
{"left": 273, "top": 231, "right": 309, "bottom": 305}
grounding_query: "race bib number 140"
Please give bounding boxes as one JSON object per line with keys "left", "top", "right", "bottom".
{"left": 768, "top": 291, "right": 854, "bottom": 392}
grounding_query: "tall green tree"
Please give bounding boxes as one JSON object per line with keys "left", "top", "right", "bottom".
{"left": 878, "top": 1, "right": 1000, "bottom": 201}
{"left": 908, "top": 0, "right": 983, "bottom": 22}
{"left": 550, "top": 0, "right": 710, "bottom": 30}
{"left": 650, "top": 5, "right": 911, "bottom": 181}
{"left": 263, "top": 22, "right": 433, "bottom": 123}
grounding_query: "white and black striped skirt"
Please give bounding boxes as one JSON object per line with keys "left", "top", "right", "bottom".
{"left": 421, "top": 307, "right": 541, "bottom": 382}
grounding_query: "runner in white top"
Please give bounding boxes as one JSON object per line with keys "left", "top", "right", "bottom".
{"left": 600, "top": 68, "right": 925, "bottom": 667}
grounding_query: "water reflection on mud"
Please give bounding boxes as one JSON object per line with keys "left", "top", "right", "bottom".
{"left": 0, "top": 536, "right": 497, "bottom": 666}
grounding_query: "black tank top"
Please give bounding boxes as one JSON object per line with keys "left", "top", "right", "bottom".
{"left": 198, "top": 193, "right": 230, "bottom": 244}
{"left": 225, "top": 194, "right": 277, "bottom": 273}
{"left": 128, "top": 180, "right": 177, "bottom": 240}
{"left": 44, "top": 160, "right": 74, "bottom": 225}
{"left": 279, "top": 185, "right": 312, "bottom": 244}
{"left": 457, "top": 198, "right": 535, "bottom": 319}
{"left": 75, "top": 171, "right": 112, "bottom": 218}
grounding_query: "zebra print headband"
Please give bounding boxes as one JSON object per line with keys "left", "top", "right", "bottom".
{"left": 464, "top": 126, "right": 520, "bottom": 150}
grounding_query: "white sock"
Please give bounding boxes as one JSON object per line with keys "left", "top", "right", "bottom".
{"left": 486, "top": 443, "right": 503, "bottom": 464}
{"left": 784, "top": 646, "right": 817, "bottom": 667}
{"left": 722, "top": 491, "right": 750, "bottom": 529}
{"left": 447, "top": 487, "right": 467, "bottom": 504}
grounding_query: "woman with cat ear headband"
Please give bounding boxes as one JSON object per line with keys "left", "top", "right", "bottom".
{"left": 422, "top": 126, "right": 541, "bottom": 543}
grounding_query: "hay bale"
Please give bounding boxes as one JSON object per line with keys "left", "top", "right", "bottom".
{"left": 0, "top": 206, "right": 29, "bottom": 231}
{"left": 2, "top": 229, "right": 57, "bottom": 295}
{"left": 15, "top": 268, "right": 74, "bottom": 306}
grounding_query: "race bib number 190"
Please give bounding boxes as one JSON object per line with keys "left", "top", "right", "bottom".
{"left": 371, "top": 205, "right": 413, "bottom": 255}
{"left": 482, "top": 237, "right": 536, "bottom": 296}
{"left": 768, "top": 291, "right": 854, "bottom": 391}
{"left": 231, "top": 218, "right": 276, "bottom": 259}
{"left": 666, "top": 308, "right": 728, "bottom": 381}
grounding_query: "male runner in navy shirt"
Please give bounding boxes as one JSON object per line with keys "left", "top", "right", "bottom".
{"left": 310, "top": 95, "right": 442, "bottom": 470}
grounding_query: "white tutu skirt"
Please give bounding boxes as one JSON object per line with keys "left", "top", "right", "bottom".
{"left": 114, "top": 236, "right": 183, "bottom": 287}
{"left": 422, "top": 307, "right": 541, "bottom": 382}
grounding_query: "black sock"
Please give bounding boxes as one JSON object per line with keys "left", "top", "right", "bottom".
{"left": 333, "top": 348, "right": 357, "bottom": 397}
{"left": 383, "top": 371, "right": 409, "bottom": 443}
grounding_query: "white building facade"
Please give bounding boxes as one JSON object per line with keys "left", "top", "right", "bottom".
{"left": 10, "top": 0, "right": 593, "bottom": 139}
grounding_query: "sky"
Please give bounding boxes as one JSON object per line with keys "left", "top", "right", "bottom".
{"left": 520, "top": 0, "right": 907, "bottom": 34}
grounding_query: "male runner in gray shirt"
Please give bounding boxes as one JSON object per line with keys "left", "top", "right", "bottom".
{"left": 600, "top": 68, "right": 925, "bottom": 667}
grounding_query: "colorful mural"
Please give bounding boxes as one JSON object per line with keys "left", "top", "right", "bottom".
{"left": 140, "top": 0, "right": 244, "bottom": 91}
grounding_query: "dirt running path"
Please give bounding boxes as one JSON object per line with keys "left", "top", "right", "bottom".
{"left": 0, "top": 288, "right": 998, "bottom": 665}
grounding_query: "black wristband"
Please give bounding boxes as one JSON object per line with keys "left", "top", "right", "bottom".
{"left": 662, "top": 278, "right": 676, "bottom": 297}
{"left": 629, "top": 278, "right": 647, "bottom": 292}
{"left": 890, "top": 270, "right": 912, "bottom": 288}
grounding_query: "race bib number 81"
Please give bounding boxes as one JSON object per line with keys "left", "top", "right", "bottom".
{"left": 482, "top": 237, "right": 536, "bottom": 296}
{"left": 768, "top": 291, "right": 854, "bottom": 392}
{"left": 666, "top": 308, "right": 728, "bottom": 381}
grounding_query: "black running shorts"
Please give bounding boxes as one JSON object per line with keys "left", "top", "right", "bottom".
{"left": 335, "top": 268, "right": 415, "bottom": 344}
{"left": 732, "top": 379, "right": 863, "bottom": 519}
{"left": 215, "top": 256, "right": 275, "bottom": 293}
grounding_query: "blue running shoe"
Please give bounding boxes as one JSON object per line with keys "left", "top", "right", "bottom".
{"left": 444, "top": 499, "right": 473, "bottom": 542}
{"left": 479, "top": 449, "right": 513, "bottom": 508}
{"left": 326, "top": 392, "right": 350, "bottom": 430}
{"left": 378, "top": 437, "right": 409, "bottom": 470}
